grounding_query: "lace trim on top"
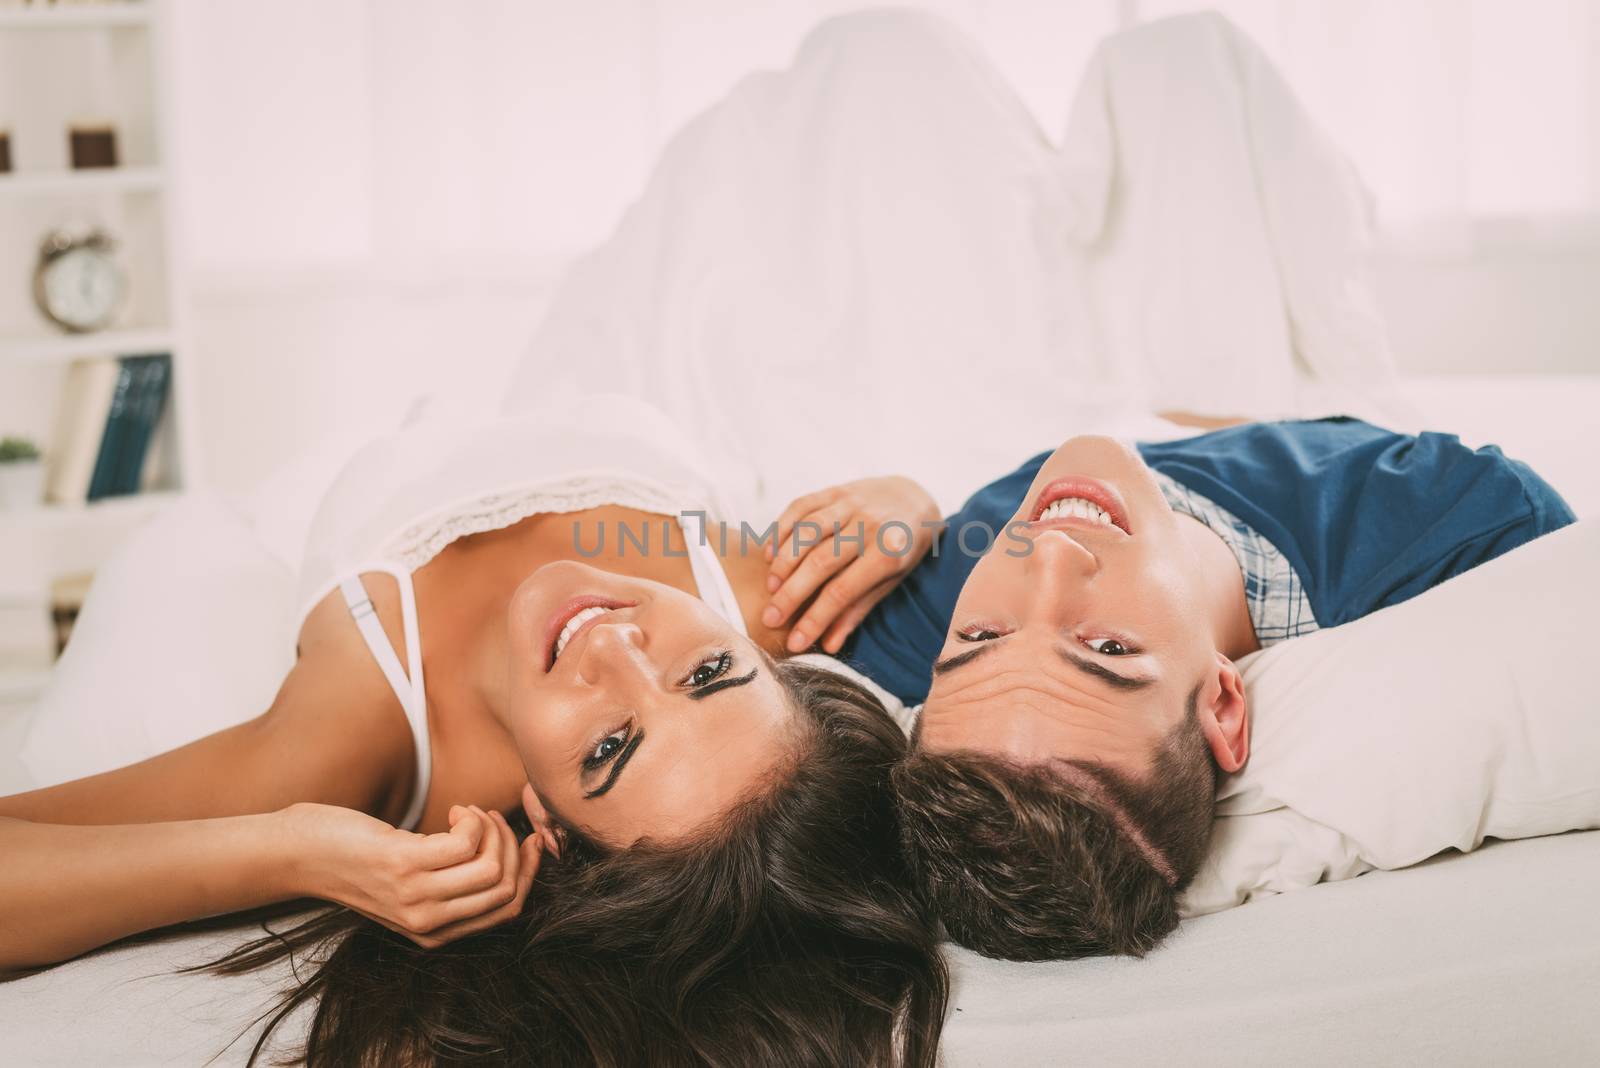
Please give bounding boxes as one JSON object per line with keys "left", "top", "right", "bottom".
{"left": 379, "top": 474, "right": 698, "bottom": 573}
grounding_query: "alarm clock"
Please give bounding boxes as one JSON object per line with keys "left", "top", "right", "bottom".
{"left": 33, "top": 229, "right": 126, "bottom": 334}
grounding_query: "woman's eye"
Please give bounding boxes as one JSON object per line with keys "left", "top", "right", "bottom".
{"left": 957, "top": 627, "right": 1004, "bottom": 642}
{"left": 585, "top": 728, "right": 629, "bottom": 769}
{"left": 683, "top": 651, "right": 732, "bottom": 689}
{"left": 1085, "top": 637, "right": 1133, "bottom": 656}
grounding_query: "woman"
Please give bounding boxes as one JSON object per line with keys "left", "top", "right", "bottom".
{"left": 0, "top": 396, "right": 947, "bottom": 1064}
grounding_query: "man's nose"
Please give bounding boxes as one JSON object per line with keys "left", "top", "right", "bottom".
{"left": 1024, "top": 528, "right": 1099, "bottom": 586}
{"left": 576, "top": 620, "right": 649, "bottom": 686}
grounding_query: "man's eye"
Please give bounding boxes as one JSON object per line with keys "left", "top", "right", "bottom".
{"left": 957, "top": 627, "right": 1003, "bottom": 642}
{"left": 585, "top": 728, "right": 628, "bottom": 769}
{"left": 1085, "top": 637, "right": 1133, "bottom": 656}
{"left": 682, "top": 651, "right": 732, "bottom": 688}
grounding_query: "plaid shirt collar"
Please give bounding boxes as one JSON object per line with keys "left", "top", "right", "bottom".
{"left": 1149, "top": 470, "right": 1319, "bottom": 647}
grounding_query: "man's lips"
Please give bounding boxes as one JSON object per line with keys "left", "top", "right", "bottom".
{"left": 544, "top": 596, "right": 636, "bottom": 672}
{"left": 1028, "top": 476, "right": 1132, "bottom": 534}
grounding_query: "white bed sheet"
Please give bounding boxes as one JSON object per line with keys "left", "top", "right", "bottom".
{"left": 3, "top": 833, "right": 1594, "bottom": 1066}
{"left": 942, "top": 832, "right": 1600, "bottom": 1066}
{"left": 3, "top": 374, "right": 1598, "bottom": 1064}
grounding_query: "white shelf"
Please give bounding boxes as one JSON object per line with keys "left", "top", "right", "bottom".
{"left": 0, "top": 488, "right": 178, "bottom": 530}
{"left": 0, "top": 327, "right": 173, "bottom": 364}
{"left": 0, "top": 0, "right": 195, "bottom": 597}
{"left": 0, "top": 166, "right": 163, "bottom": 196}
{"left": 0, "top": 667, "right": 52, "bottom": 703}
{"left": 0, "top": 4, "right": 150, "bottom": 30}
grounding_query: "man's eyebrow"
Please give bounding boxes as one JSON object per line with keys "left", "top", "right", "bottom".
{"left": 932, "top": 644, "right": 995, "bottom": 676}
{"left": 686, "top": 666, "right": 759, "bottom": 701}
{"left": 584, "top": 729, "right": 644, "bottom": 799}
{"left": 1055, "top": 646, "right": 1155, "bottom": 692}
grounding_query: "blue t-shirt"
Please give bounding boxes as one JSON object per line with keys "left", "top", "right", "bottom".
{"left": 841, "top": 418, "right": 1576, "bottom": 705}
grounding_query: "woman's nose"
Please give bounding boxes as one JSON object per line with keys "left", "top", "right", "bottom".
{"left": 575, "top": 620, "right": 648, "bottom": 685}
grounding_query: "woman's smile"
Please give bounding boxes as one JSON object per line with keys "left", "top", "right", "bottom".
{"left": 545, "top": 596, "right": 637, "bottom": 671}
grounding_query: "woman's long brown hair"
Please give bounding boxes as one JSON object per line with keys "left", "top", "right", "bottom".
{"left": 205, "top": 661, "right": 948, "bottom": 1067}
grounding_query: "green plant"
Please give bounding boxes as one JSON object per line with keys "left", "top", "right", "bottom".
{"left": 0, "top": 436, "right": 42, "bottom": 463}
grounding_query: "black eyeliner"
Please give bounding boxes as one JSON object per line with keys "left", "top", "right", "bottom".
{"left": 584, "top": 729, "right": 644, "bottom": 799}
{"left": 687, "top": 667, "right": 758, "bottom": 701}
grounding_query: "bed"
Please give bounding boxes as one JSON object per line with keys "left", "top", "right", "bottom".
{"left": 6, "top": 10, "right": 1599, "bottom": 1061}
{"left": 2, "top": 373, "right": 1597, "bottom": 1066}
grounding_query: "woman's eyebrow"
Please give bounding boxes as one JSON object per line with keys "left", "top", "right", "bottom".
{"left": 686, "top": 667, "right": 758, "bottom": 701}
{"left": 584, "top": 730, "right": 645, "bottom": 799}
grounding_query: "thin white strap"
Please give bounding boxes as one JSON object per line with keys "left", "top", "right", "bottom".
{"left": 677, "top": 514, "right": 748, "bottom": 637}
{"left": 340, "top": 569, "right": 432, "bottom": 830}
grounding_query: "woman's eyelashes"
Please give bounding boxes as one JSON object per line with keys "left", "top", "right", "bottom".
{"left": 1083, "top": 636, "right": 1138, "bottom": 656}
{"left": 681, "top": 650, "right": 760, "bottom": 702}
{"left": 680, "top": 650, "right": 733, "bottom": 689}
{"left": 583, "top": 723, "right": 632, "bottom": 770}
{"left": 955, "top": 624, "right": 1009, "bottom": 642}
{"left": 580, "top": 652, "right": 743, "bottom": 775}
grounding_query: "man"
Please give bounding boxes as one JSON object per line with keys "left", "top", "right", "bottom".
{"left": 836, "top": 418, "right": 1575, "bottom": 960}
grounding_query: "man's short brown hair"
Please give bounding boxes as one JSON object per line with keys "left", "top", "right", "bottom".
{"left": 892, "top": 686, "right": 1215, "bottom": 961}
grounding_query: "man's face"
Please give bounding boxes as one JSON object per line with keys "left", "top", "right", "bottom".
{"left": 921, "top": 436, "right": 1227, "bottom": 778}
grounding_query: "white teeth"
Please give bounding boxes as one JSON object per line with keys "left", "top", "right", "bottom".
{"left": 1039, "top": 497, "right": 1113, "bottom": 525}
{"left": 553, "top": 606, "right": 613, "bottom": 660}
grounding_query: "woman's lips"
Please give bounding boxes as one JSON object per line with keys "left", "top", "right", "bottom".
{"left": 1028, "top": 476, "right": 1132, "bottom": 535}
{"left": 544, "top": 596, "right": 636, "bottom": 672}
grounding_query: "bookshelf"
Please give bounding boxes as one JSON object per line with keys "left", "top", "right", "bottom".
{"left": 0, "top": 0, "right": 195, "bottom": 703}
{"left": 0, "top": 165, "right": 163, "bottom": 196}
{"left": 0, "top": 326, "right": 174, "bottom": 364}
{"left": 0, "top": 5, "right": 152, "bottom": 30}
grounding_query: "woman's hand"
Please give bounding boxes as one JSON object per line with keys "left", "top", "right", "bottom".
{"left": 289, "top": 801, "right": 540, "bottom": 949}
{"left": 761, "top": 476, "right": 943, "bottom": 654}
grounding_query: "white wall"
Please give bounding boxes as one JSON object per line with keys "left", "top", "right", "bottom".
{"left": 168, "top": 0, "right": 1127, "bottom": 490}
{"left": 169, "top": 0, "right": 1118, "bottom": 283}
{"left": 164, "top": 1, "right": 1600, "bottom": 493}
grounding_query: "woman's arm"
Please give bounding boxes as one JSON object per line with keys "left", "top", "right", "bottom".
{"left": 0, "top": 809, "right": 300, "bottom": 971}
{"left": 0, "top": 802, "right": 538, "bottom": 972}
{"left": 1157, "top": 410, "right": 1252, "bottom": 430}
{"left": 0, "top": 588, "right": 417, "bottom": 828}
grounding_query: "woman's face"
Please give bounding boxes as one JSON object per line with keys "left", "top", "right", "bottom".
{"left": 503, "top": 561, "right": 797, "bottom": 849}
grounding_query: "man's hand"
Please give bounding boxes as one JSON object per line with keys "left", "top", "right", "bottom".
{"left": 761, "top": 476, "right": 942, "bottom": 654}
{"left": 288, "top": 800, "right": 540, "bottom": 949}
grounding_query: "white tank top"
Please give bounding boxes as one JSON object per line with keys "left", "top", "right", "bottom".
{"left": 297, "top": 395, "right": 749, "bottom": 830}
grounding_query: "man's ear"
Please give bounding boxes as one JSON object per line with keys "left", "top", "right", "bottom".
{"left": 521, "top": 783, "right": 563, "bottom": 859}
{"left": 1197, "top": 652, "right": 1249, "bottom": 773}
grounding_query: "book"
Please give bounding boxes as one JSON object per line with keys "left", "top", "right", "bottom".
{"left": 44, "top": 357, "right": 119, "bottom": 504}
{"left": 111, "top": 354, "right": 171, "bottom": 496}
{"left": 85, "top": 358, "right": 138, "bottom": 501}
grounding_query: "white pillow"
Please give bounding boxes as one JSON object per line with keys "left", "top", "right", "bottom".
{"left": 20, "top": 492, "right": 297, "bottom": 788}
{"left": 1184, "top": 519, "right": 1600, "bottom": 915}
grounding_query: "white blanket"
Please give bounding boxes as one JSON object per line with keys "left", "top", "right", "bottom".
{"left": 503, "top": 10, "right": 1404, "bottom": 520}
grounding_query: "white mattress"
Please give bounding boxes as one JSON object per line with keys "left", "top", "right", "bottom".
{"left": 4, "top": 373, "right": 1599, "bottom": 1064}
{"left": 942, "top": 832, "right": 1600, "bottom": 1065}
{"left": 2, "top": 832, "right": 1594, "bottom": 1067}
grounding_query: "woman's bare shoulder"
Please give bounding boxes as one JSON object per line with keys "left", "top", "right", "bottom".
{"left": 298, "top": 572, "right": 411, "bottom": 669}
{"left": 0, "top": 586, "right": 419, "bottom": 825}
